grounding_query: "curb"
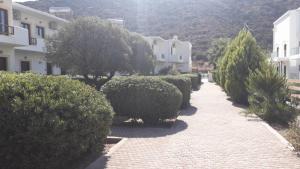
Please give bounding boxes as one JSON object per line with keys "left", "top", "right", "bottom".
{"left": 85, "top": 137, "right": 128, "bottom": 169}
{"left": 105, "top": 137, "right": 128, "bottom": 156}
{"left": 261, "top": 122, "right": 295, "bottom": 152}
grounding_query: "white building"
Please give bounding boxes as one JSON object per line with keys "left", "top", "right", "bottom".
{"left": 144, "top": 36, "right": 192, "bottom": 74}
{"left": 272, "top": 7, "right": 300, "bottom": 79}
{"left": 107, "top": 18, "right": 125, "bottom": 27}
{"left": 0, "top": 0, "right": 67, "bottom": 75}
{"left": 49, "top": 7, "right": 73, "bottom": 20}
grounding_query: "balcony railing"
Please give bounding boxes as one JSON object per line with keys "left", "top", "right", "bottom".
{"left": 29, "top": 37, "right": 37, "bottom": 46}
{"left": 271, "top": 52, "right": 278, "bottom": 58}
{"left": 0, "top": 24, "right": 15, "bottom": 35}
{"left": 291, "top": 47, "right": 300, "bottom": 56}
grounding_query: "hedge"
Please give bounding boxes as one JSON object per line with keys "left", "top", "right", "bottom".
{"left": 0, "top": 72, "right": 114, "bottom": 169}
{"left": 181, "top": 74, "right": 201, "bottom": 90}
{"left": 159, "top": 76, "right": 191, "bottom": 108}
{"left": 102, "top": 76, "right": 182, "bottom": 124}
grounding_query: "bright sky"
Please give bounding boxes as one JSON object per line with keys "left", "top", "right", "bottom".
{"left": 13, "top": 0, "right": 36, "bottom": 2}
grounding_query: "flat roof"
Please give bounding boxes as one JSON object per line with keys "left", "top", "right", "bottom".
{"left": 13, "top": 3, "right": 68, "bottom": 23}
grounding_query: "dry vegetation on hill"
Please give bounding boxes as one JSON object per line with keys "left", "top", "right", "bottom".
{"left": 24, "top": 0, "right": 300, "bottom": 58}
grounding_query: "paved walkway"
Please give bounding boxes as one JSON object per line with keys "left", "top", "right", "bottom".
{"left": 92, "top": 83, "right": 300, "bottom": 169}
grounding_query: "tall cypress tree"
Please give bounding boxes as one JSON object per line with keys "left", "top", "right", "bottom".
{"left": 221, "top": 28, "right": 266, "bottom": 104}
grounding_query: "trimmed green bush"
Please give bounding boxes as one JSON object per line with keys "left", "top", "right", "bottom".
{"left": 102, "top": 76, "right": 182, "bottom": 124}
{"left": 160, "top": 76, "right": 192, "bottom": 108}
{"left": 181, "top": 74, "right": 200, "bottom": 90}
{"left": 247, "top": 64, "right": 297, "bottom": 124}
{"left": 0, "top": 72, "right": 114, "bottom": 169}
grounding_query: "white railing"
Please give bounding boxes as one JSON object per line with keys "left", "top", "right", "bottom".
{"left": 291, "top": 47, "right": 300, "bottom": 56}
{"left": 15, "top": 38, "right": 46, "bottom": 53}
{"left": 0, "top": 26, "right": 29, "bottom": 46}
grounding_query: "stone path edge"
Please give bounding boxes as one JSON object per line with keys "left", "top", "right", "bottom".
{"left": 85, "top": 137, "right": 128, "bottom": 169}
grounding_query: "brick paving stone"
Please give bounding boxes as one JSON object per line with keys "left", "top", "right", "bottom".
{"left": 101, "top": 83, "right": 300, "bottom": 169}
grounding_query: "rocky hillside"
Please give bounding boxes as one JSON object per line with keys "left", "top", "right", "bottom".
{"left": 23, "top": 0, "right": 300, "bottom": 56}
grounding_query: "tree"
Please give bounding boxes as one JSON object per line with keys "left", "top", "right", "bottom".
{"left": 128, "top": 33, "right": 155, "bottom": 75}
{"left": 207, "top": 38, "right": 230, "bottom": 68}
{"left": 46, "top": 17, "right": 132, "bottom": 89}
{"left": 219, "top": 28, "right": 266, "bottom": 104}
{"left": 247, "top": 62, "right": 297, "bottom": 124}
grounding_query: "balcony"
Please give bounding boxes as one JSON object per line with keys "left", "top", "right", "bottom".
{"left": 15, "top": 38, "right": 47, "bottom": 53}
{"left": 0, "top": 24, "right": 29, "bottom": 46}
{"left": 291, "top": 47, "right": 300, "bottom": 56}
{"left": 0, "top": 24, "right": 14, "bottom": 35}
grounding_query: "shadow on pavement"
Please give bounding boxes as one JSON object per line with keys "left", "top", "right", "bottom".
{"left": 85, "top": 156, "right": 108, "bottom": 169}
{"left": 180, "top": 106, "right": 197, "bottom": 116}
{"left": 110, "top": 120, "right": 188, "bottom": 138}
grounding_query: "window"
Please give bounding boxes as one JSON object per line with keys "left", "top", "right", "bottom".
{"left": 0, "top": 8, "right": 8, "bottom": 34}
{"left": 171, "top": 43, "right": 176, "bottom": 56}
{"left": 36, "top": 26, "right": 45, "bottom": 38}
{"left": 21, "top": 22, "right": 32, "bottom": 43}
{"left": 179, "top": 56, "right": 183, "bottom": 60}
{"left": 276, "top": 47, "right": 279, "bottom": 57}
{"left": 21, "top": 61, "right": 30, "bottom": 72}
{"left": 0, "top": 57, "right": 7, "bottom": 71}
{"left": 284, "top": 44, "right": 287, "bottom": 57}
{"left": 47, "top": 62, "right": 53, "bottom": 75}
{"left": 161, "top": 54, "right": 165, "bottom": 59}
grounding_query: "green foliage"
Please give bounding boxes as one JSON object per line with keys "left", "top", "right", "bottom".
{"left": 247, "top": 63, "right": 298, "bottom": 124}
{"left": 102, "top": 76, "right": 182, "bottom": 124}
{"left": 158, "top": 66, "right": 180, "bottom": 75}
{"left": 0, "top": 72, "right": 114, "bottom": 169}
{"left": 181, "top": 74, "right": 201, "bottom": 91}
{"left": 207, "top": 38, "right": 230, "bottom": 67}
{"left": 128, "top": 33, "right": 155, "bottom": 75}
{"left": 159, "top": 76, "right": 192, "bottom": 108}
{"left": 218, "top": 29, "right": 266, "bottom": 104}
{"left": 47, "top": 17, "right": 155, "bottom": 88}
{"left": 287, "top": 120, "right": 300, "bottom": 152}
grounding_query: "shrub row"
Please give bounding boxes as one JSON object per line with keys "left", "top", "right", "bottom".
{"left": 180, "top": 74, "right": 201, "bottom": 90}
{"left": 102, "top": 76, "right": 182, "bottom": 124}
{"left": 0, "top": 72, "right": 114, "bottom": 169}
{"left": 159, "top": 76, "right": 192, "bottom": 108}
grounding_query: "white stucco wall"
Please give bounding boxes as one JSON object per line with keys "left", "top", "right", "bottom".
{"left": 145, "top": 36, "right": 192, "bottom": 74}
{"left": 273, "top": 8, "right": 300, "bottom": 79}
{"left": 15, "top": 51, "right": 61, "bottom": 75}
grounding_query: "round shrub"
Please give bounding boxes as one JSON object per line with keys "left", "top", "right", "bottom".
{"left": 102, "top": 76, "right": 182, "bottom": 124}
{"left": 0, "top": 72, "right": 114, "bottom": 169}
{"left": 181, "top": 74, "right": 200, "bottom": 90}
{"left": 160, "top": 76, "right": 191, "bottom": 108}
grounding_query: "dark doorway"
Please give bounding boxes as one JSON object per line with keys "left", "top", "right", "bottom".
{"left": 0, "top": 57, "right": 7, "bottom": 71}
{"left": 47, "top": 62, "right": 53, "bottom": 75}
{"left": 21, "top": 61, "right": 30, "bottom": 72}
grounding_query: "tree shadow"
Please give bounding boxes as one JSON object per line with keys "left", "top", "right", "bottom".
{"left": 180, "top": 106, "right": 197, "bottom": 116}
{"left": 110, "top": 120, "right": 188, "bottom": 138}
{"left": 85, "top": 156, "right": 108, "bottom": 169}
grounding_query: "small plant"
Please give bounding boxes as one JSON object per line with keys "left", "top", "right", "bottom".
{"left": 102, "top": 76, "right": 182, "bottom": 124}
{"left": 247, "top": 63, "right": 298, "bottom": 124}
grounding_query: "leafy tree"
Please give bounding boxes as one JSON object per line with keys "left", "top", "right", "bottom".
{"left": 207, "top": 38, "right": 230, "bottom": 68}
{"left": 46, "top": 17, "right": 132, "bottom": 89}
{"left": 247, "top": 62, "right": 298, "bottom": 124}
{"left": 128, "top": 33, "right": 155, "bottom": 75}
{"left": 220, "top": 28, "right": 266, "bottom": 104}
